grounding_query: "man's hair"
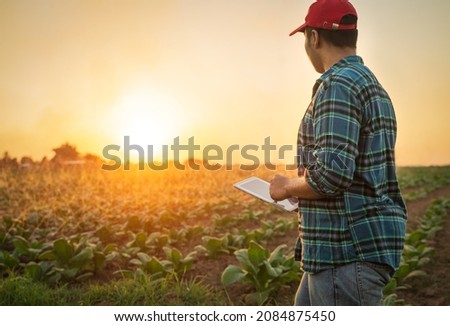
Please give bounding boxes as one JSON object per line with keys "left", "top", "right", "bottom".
{"left": 305, "top": 15, "right": 358, "bottom": 48}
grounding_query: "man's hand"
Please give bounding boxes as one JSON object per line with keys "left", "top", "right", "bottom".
{"left": 270, "top": 174, "right": 296, "bottom": 201}
{"left": 270, "top": 173, "right": 325, "bottom": 201}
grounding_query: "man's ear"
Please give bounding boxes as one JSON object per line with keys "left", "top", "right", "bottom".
{"left": 310, "top": 29, "right": 320, "bottom": 49}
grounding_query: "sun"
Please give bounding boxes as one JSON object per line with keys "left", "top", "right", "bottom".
{"left": 109, "top": 88, "right": 182, "bottom": 161}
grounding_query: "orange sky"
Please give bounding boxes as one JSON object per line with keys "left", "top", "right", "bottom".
{"left": 1, "top": 0, "right": 449, "bottom": 166}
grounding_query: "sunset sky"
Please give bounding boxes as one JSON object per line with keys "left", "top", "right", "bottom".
{"left": 1, "top": 0, "right": 449, "bottom": 166}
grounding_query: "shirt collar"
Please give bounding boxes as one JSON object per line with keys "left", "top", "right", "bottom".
{"left": 312, "top": 55, "right": 363, "bottom": 97}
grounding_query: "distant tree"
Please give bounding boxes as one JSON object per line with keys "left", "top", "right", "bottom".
{"left": 84, "top": 153, "right": 102, "bottom": 164}
{"left": 51, "top": 143, "right": 80, "bottom": 163}
{"left": 20, "top": 156, "right": 34, "bottom": 167}
{"left": 0, "top": 151, "right": 18, "bottom": 168}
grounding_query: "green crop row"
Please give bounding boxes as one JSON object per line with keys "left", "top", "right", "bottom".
{"left": 0, "top": 209, "right": 295, "bottom": 287}
{"left": 221, "top": 241, "right": 301, "bottom": 305}
{"left": 399, "top": 166, "right": 450, "bottom": 201}
{"left": 383, "top": 198, "right": 450, "bottom": 305}
{"left": 196, "top": 217, "right": 296, "bottom": 258}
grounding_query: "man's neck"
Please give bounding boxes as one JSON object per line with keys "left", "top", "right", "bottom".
{"left": 321, "top": 47, "right": 357, "bottom": 72}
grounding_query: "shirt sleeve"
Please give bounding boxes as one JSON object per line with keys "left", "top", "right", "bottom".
{"left": 305, "top": 79, "right": 361, "bottom": 197}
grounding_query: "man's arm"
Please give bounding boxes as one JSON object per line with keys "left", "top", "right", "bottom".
{"left": 269, "top": 174, "right": 325, "bottom": 200}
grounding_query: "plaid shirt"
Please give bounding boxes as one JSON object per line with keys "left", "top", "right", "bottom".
{"left": 296, "top": 55, "right": 407, "bottom": 273}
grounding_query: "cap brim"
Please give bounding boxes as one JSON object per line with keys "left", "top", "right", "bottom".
{"left": 289, "top": 23, "right": 307, "bottom": 36}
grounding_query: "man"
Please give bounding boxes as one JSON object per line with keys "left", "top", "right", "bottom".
{"left": 269, "top": 0, "right": 407, "bottom": 305}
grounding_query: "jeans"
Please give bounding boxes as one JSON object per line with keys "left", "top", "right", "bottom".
{"left": 294, "top": 261, "right": 393, "bottom": 306}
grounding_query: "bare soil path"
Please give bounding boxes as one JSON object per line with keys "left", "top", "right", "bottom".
{"left": 398, "top": 185, "right": 450, "bottom": 305}
{"left": 404, "top": 184, "right": 450, "bottom": 228}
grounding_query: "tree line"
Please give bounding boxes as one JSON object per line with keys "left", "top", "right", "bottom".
{"left": 0, "top": 143, "right": 102, "bottom": 168}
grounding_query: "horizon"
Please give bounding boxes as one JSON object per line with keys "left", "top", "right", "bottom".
{"left": 2, "top": 139, "right": 448, "bottom": 169}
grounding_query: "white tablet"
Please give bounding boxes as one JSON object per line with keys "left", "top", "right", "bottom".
{"left": 234, "top": 176, "right": 299, "bottom": 212}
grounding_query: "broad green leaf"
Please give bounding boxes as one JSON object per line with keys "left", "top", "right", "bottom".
{"left": 161, "top": 259, "right": 173, "bottom": 270}
{"left": 62, "top": 267, "right": 79, "bottom": 280}
{"left": 148, "top": 232, "right": 162, "bottom": 243}
{"left": 46, "top": 272, "right": 62, "bottom": 285}
{"left": 38, "top": 250, "right": 56, "bottom": 260}
{"left": 417, "top": 257, "right": 431, "bottom": 268}
{"left": 93, "top": 252, "right": 106, "bottom": 270}
{"left": 248, "top": 241, "right": 268, "bottom": 266}
{"left": 12, "top": 236, "right": 29, "bottom": 255}
{"left": 164, "top": 247, "right": 181, "bottom": 263}
{"left": 158, "top": 235, "right": 169, "bottom": 247}
{"left": 113, "top": 269, "right": 134, "bottom": 279}
{"left": 0, "top": 251, "right": 19, "bottom": 269}
{"left": 25, "top": 262, "right": 43, "bottom": 281}
{"left": 28, "top": 248, "right": 43, "bottom": 256}
{"left": 252, "top": 230, "right": 264, "bottom": 241}
{"left": 227, "top": 234, "right": 245, "bottom": 248}
{"left": 426, "top": 226, "right": 442, "bottom": 239}
{"left": 183, "top": 251, "right": 197, "bottom": 262}
{"left": 394, "top": 264, "right": 411, "bottom": 281}
{"left": 179, "top": 258, "right": 193, "bottom": 272}
{"left": 76, "top": 272, "right": 94, "bottom": 282}
{"left": 263, "top": 260, "right": 282, "bottom": 278}
{"left": 204, "top": 236, "right": 222, "bottom": 250}
{"left": 403, "top": 270, "right": 427, "bottom": 281}
{"left": 135, "top": 268, "right": 146, "bottom": 278}
{"left": 145, "top": 257, "right": 165, "bottom": 274}
{"left": 245, "top": 290, "right": 271, "bottom": 305}
{"left": 221, "top": 265, "right": 245, "bottom": 286}
{"left": 68, "top": 247, "right": 94, "bottom": 267}
{"left": 418, "top": 246, "right": 434, "bottom": 256}
{"left": 406, "top": 230, "right": 427, "bottom": 245}
{"left": 234, "top": 249, "right": 257, "bottom": 275}
{"left": 382, "top": 293, "right": 398, "bottom": 306}
{"left": 383, "top": 278, "right": 397, "bottom": 295}
{"left": 137, "top": 252, "right": 150, "bottom": 263}
{"left": 194, "top": 245, "right": 207, "bottom": 254}
{"left": 104, "top": 243, "right": 118, "bottom": 254}
{"left": 39, "top": 261, "right": 53, "bottom": 274}
{"left": 135, "top": 232, "right": 147, "bottom": 248}
{"left": 281, "top": 255, "right": 296, "bottom": 269}
{"left": 130, "top": 258, "right": 143, "bottom": 266}
{"left": 53, "top": 239, "right": 74, "bottom": 263}
{"left": 268, "top": 244, "right": 287, "bottom": 265}
{"left": 95, "top": 226, "right": 113, "bottom": 242}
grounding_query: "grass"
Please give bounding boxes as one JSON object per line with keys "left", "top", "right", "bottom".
{"left": 0, "top": 274, "right": 228, "bottom": 306}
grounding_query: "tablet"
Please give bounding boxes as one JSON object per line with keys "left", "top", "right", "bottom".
{"left": 234, "top": 176, "right": 299, "bottom": 212}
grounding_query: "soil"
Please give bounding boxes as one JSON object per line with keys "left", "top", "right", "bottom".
{"left": 396, "top": 207, "right": 450, "bottom": 305}
{"left": 404, "top": 184, "right": 450, "bottom": 229}
{"left": 390, "top": 184, "right": 450, "bottom": 305}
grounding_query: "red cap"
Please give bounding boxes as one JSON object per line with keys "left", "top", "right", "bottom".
{"left": 289, "top": 0, "right": 357, "bottom": 36}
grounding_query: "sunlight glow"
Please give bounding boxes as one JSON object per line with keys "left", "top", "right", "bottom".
{"left": 110, "top": 88, "right": 182, "bottom": 160}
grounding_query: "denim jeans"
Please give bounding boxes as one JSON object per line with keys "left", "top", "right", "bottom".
{"left": 294, "top": 261, "right": 393, "bottom": 306}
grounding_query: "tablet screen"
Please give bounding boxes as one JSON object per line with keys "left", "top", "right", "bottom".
{"left": 234, "top": 176, "right": 298, "bottom": 212}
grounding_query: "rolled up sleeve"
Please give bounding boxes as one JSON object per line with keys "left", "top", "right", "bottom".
{"left": 305, "top": 80, "right": 361, "bottom": 197}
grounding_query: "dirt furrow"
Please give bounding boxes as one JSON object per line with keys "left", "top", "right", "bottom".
{"left": 404, "top": 184, "right": 450, "bottom": 229}
{"left": 397, "top": 207, "right": 450, "bottom": 305}
{"left": 397, "top": 184, "right": 450, "bottom": 305}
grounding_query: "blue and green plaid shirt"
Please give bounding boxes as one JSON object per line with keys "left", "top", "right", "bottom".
{"left": 296, "top": 55, "right": 407, "bottom": 273}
